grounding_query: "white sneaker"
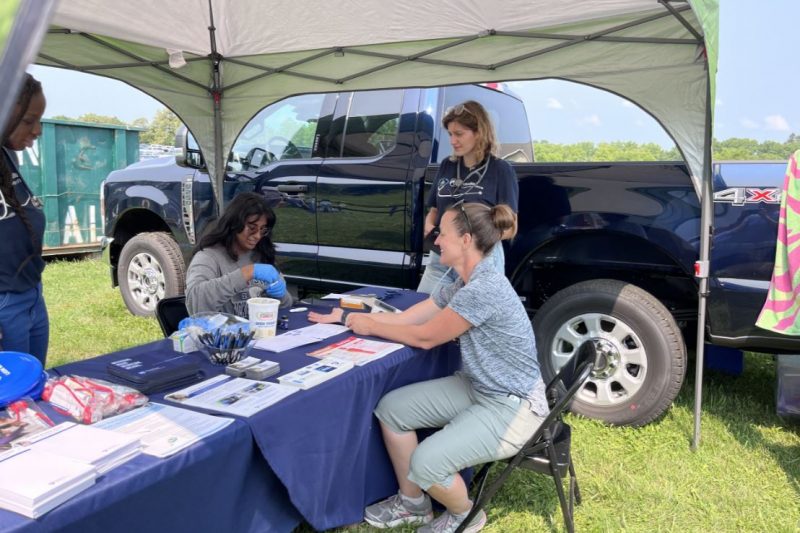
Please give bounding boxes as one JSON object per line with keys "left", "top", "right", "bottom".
{"left": 363, "top": 491, "right": 434, "bottom": 529}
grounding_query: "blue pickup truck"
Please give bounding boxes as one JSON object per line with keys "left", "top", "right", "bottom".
{"left": 102, "top": 83, "right": 791, "bottom": 426}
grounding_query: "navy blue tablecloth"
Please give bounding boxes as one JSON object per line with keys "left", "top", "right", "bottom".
{"left": 8, "top": 288, "right": 461, "bottom": 531}
{"left": 0, "top": 417, "right": 302, "bottom": 533}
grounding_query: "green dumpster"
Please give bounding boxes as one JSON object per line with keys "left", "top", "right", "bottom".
{"left": 15, "top": 119, "right": 141, "bottom": 255}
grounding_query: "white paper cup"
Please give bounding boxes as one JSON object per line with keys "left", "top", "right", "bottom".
{"left": 248, "top": 297, "right": 280, "bottom": 338}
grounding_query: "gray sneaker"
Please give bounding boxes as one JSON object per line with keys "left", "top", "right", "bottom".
{"left": 364, "top": 491, "right": 434, "bottom": 529}
{"left": 417, "top": 509, "right": 487, "bottom": 533}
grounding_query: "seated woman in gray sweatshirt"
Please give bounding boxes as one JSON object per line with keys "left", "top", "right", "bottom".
{"left": 185, "top": 192, "right": 293, "bottom": 318}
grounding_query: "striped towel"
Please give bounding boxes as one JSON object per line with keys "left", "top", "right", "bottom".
{"left": 756, "top": 150, "right": 800, "bottom": 334}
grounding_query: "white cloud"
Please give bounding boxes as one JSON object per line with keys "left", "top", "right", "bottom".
{"left": 634, "top": 119, "right": 645, "bottom": 127}
{"left": 740, "top": 118, "right": 759, "bottom": 129}
{"left": 546, "top": 97, "right": 563, "bottom": 109}
{"left": 621, "top": 100, "right": 636, "bottom": 108}
{"left": 764, "top": 114, "right": 790, "bottom": 132}
{"left": 715, "top": 98, "right": 723, "bottom": 107}
{"left": 578, "top": 114, "right": 601, "bottom": 126}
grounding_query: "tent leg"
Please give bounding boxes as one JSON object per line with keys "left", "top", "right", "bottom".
{"left": 692, "top": 74, "right": 715, "bottom": 451}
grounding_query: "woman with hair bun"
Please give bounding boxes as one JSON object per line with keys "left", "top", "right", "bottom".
{"left": 346, "top": 202, "right": 547, "bottom": 533}
{"left": 0, "top": 73, "right": 49, "bottom": 365}
{"left": 417, "top": 100, "right": 519, "bottom": 295}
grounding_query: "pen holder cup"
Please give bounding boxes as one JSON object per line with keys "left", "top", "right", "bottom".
{"left": 199, "top": 341, "right": 253, "bottom": 366}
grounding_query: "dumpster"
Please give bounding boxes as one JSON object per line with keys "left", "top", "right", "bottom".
{"left": 15, "top": 119, "right": 141, "bottom": 255}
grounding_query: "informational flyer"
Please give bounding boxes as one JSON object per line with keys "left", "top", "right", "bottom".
{"left": 307, "top": 336, "right": 404, "bottom": 365}
{"left": 164, "top": 375, "right": 298, "bottom": 417}
{"left": 94, "top": 402, "right": 234, "bottom": 458}
{"left": 254, "top": 323, "right": 349, "bottom": 352}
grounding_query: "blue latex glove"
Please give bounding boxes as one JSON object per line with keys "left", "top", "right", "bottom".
{"left": 266, "top": 276, "right": 287, "bottom": 298}
{"left": 253, "top": 263, "right": 279, "bottom": 284}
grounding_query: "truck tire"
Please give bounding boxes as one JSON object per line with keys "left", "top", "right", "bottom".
{"left": 533, "top": 279, "right": 686, "bottom": 427}
{"left": 118, "top": 232, "right": 185, "bottom": 317}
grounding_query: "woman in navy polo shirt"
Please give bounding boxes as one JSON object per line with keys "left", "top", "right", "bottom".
{"left": 0, "top": 74, "right": 49, "bottom": 365}
{"left": 417, "top": 100, "right": 518, "bottom": 294}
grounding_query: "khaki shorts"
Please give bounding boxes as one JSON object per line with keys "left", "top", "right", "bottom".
{"left": 374, "top": 373, "right": 544, "bottom": 490}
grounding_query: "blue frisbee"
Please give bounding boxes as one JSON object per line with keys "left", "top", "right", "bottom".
{"left": 0, "top": 351, "right": 44, "bottom": 407}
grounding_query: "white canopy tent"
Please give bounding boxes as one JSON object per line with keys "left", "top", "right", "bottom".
{"left": 4, "top": 0, "right": 719, "bottom": 446}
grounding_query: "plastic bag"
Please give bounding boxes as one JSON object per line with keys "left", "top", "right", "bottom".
{"left": 1, "top": 397, "right": 54, "bottom": 449}
{"left": 41, "top": 375, "right": 148, "bottom": 424}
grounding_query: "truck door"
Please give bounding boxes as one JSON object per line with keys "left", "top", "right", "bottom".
{"left": 227, "top": 93, "right": 337, "bottom": 285}
{"left": 316, "top": 89, "right": 416, "bottom": 289}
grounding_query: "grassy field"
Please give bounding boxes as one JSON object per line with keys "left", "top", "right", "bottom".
{"left": 42, "top": 255, "right": 800, "bottom": 532}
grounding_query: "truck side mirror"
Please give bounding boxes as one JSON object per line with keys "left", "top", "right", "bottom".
{"left": 175, "top": 125, "right": 204, "bottom": 169}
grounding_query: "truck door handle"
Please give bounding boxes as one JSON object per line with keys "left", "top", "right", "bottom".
{"left": 277, "top": 184, "right": 308, "bottom": 193}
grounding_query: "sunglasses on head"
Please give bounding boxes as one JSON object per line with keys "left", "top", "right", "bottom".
{"left": 445, "top": 103, "right": 475, "bottom": 118}
{"left": 453, "top": 200, "right": 473, "bottom": 235}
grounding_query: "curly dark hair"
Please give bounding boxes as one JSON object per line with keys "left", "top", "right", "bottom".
{"left": 195, "top": 192, "right": 277, "bottom": 263}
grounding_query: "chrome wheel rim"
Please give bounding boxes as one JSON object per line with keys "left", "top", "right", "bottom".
{"left": 126, "top": 252, "right": 165, "bottom": 312}
{"left": 549, "top": 312, "right": 648, "bottom": 406}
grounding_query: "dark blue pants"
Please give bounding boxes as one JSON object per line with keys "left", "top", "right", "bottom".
{"left": 0, "top": 283, "right": 49, "bottom": 366}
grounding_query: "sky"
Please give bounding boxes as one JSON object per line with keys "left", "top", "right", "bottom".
{"left": 29, "top": 1, "right": 798, "bottom": 149}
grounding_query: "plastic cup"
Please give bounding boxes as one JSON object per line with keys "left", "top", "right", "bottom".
{"left": 248, "top": 297, "right": 280, "bottom": 338}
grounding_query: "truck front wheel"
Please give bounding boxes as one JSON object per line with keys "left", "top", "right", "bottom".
{"left": 533, "top": 279, "right": 686, "bottom": 427}
{"left": 118, "top": 232, "right": 185, "bottom": 317}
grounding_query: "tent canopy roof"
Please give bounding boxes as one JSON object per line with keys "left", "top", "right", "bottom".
{"left": 38, "top": 0, "right": 718, "bottom": 193}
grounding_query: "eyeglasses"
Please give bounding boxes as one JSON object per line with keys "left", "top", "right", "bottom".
{"left": 454, "top": 200, "right": 473, "bottom": 235}
{"left": 245, "top": 222, "right": 272, "bottom": 237}
{"left": 445, "top": 103, "right": 475, "bottom": 118}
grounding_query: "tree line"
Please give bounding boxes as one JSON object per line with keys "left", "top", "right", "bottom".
{"left": 51, "top": 108, "right": 181, "bottom": 146}
{"left": 49, "top": 109, "right": 800, "bottom": 162}
{"left": 533, "top": 135, "right": 800, "bottom": 162}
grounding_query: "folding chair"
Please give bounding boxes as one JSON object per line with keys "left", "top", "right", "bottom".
{"left": 155, "top": 295, "right": 189, "bottom": 337}
{"left": 457, "top": 343, "right": 597, "bottom": 533}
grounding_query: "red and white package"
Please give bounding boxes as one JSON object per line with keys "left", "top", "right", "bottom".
{"left": 41, "top": 375, "right": 147, "bottom": 424}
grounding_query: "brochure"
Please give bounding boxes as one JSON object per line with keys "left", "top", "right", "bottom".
{"left": 0, "top": 447, "right": 96, "bottom": 519}
{"left": 25, "top": 422, "right": 142, "bottom": 474}
{"left": 94, "top": 402, "right": 234, "bottom": 458}
{"left": 277, "top": 357, "right": 354, "bottom": 389}
{"left": 254, "top": 323, "right": 349, "bottom": 353}
{"left": 307, "top": 336, "right": 404, "bottom": 365}
{"left": 164, "top": 375, "right": 298, "bottom": 417}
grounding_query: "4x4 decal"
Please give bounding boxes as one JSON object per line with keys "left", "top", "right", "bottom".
{"left": 713, "top": 187, "right": 780, "bottom": 205}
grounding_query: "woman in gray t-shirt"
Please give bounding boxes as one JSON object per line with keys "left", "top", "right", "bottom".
{"left": 185, "top": 192, "right": 292, "bottom": 318}
{"left": 347, "top": 202, "right": 547, "bottom": 533}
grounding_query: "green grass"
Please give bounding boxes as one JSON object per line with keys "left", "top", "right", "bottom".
{"left": 42, "top": 253, "right": 160, "bottom": 368}
{"left": 43, "top": 255, "right": 800, "bottom": 532}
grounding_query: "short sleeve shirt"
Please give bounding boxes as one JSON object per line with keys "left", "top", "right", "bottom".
{"left": 433, "top": 258, "right": 548, "bottom": 415}
{"left": 427, "top": 156, "right": 519, "bottom": 226}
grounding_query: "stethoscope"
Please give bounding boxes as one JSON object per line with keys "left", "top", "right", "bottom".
{"left": 451, "top": 157, "right": 490, "bottom": 192}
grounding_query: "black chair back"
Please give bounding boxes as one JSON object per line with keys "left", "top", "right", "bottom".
{"left": 155, "top": 295, "right": 189, "bottom": 337}
{"left": 546, "top": 340, "right": 597, "bottom": 408}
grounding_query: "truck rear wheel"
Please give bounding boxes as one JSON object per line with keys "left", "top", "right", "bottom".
{"left": 118, "top": 232, "right": 185, "bottom": 317}
{"left": 533, "top": 279, "right": 686, "bottom": 427}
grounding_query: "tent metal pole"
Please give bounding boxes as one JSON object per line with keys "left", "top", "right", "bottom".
{"left": 207, "top": 0, "right": 224, "bottom": 215}
{"left": 0, "top": 0, "right": 57, "bottom": 136}
{"left": 692, "top": 68, "right": 715, "bottom": 451}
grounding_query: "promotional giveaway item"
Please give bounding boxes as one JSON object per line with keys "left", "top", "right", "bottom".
{"left": 42, "top": 376, "right": 148, "bottom": 424}
{"left": 106, "top": 353, "right": 204, "bottom": 394}
{"left": 248, "top": 297, "right": 280, "bottom": 338}
{"left": 0, "top": 352, "right": 47, "bottom": 407}
{"left": 1, "top": 399, "right": 54, "bottom": 450}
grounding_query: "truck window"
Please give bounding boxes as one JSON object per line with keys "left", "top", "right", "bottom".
{"left": 330, "top": 89, "right": 403, "bottom": 158}
{"left": 437, "top": 85, "right": 533, "bottom": 164}
{"left": 231, "top": 94, "right": 326, "bottom": 171}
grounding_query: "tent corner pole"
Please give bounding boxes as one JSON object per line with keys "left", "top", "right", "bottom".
{"left": 692, "top": 75, "right": 715, "bottom": 451}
